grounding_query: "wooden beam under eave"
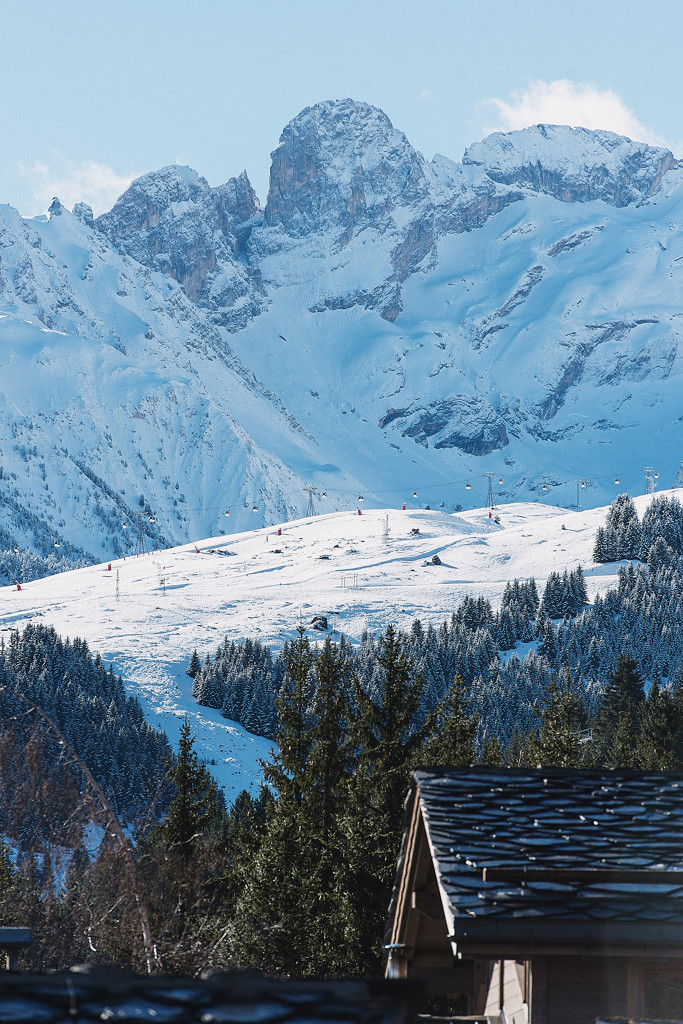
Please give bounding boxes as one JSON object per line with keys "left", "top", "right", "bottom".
{"left": 411, "top": 890, "right": 444, "bottom": 920}
{"left": 409, "top": 920, "right": 453, "bottom": 950}
{"left": 411, "top": 952, "right": 467, "bottom": 970}
{"left": 449, "top": 939, "right": 683, "bottom": 959}
{"left": 386, "top": 794, "right": 455, "bottom": 980}
{"left": 387, "top": 789, "right": 423, "bottom": 951}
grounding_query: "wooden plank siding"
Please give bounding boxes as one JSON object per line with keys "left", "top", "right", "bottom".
{"left": 541, "top": 957, "right": 629, "bottom": 1024}
{"left": 483, "top": 960, "right": 529, "bottom": 1024}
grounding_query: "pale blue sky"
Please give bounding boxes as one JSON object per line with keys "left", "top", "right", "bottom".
{"left": 3, "top": 0, "right": 682, "bottom": 215}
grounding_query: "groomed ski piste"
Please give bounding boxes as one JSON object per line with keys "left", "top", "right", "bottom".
{"left": 0, "top": 493, "right": 671, "bottom": 803}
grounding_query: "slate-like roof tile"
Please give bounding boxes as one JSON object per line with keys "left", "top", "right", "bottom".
{"left": 0, "top": 969, "right": 418, "bottom": 1024}
{"left": 414, "top": 768, "right": 683, "bottom": 929}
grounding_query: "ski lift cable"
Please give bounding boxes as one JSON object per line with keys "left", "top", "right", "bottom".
{"left": 25, "top": 463, "right": 661, "bottom": 546}
{"left": 164, "top": 463, "right": 651, "bottom": 517}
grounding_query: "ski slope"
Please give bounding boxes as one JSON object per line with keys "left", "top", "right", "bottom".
{"left": 0, "top": 494, "right": 669, "bottom": 804}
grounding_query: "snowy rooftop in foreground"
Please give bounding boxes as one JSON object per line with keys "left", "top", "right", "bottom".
{"left": 0, "top": 495, "right": 668, "bottom": 803}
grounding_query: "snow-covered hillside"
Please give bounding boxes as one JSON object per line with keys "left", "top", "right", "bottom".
{"left": 0, "top": 494, "right": 668, "bottom": 803}
{"left": 1, "top": 100, "right": 683, "bottom": 563}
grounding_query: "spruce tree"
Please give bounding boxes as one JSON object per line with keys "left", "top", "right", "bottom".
{"left": 420, "top": 674, "right": 477, "bottom": 766}
{"left": 229, "top": 628, "right": 318, "bottom": 974}
{"left": 590, "top": 655, "right": 644, "bottom": 765}
{"left": 221, "top": 787, "right": 273, "bottom": 908}
{"left": 187, "top": 649, "right": 201, "bottom": 678}
{"left": 593, "top": 526, "right": 608, "bottom": 564}
{"left": 264, "top": 626, "right": 313, "bottom": 806}
{"left": 341, "top": 624, "right": 425, "bottom": 974}
{"left": 0, "top": 837, "right": 18, "bottom": 912}
{"left": 609, "top": 714, "right": 638, "bottom": 768}
{"left": 160, "top": 719, "right": 222, "bottom": 861}
{"left": 300, "top": 637, "right": 351, "bottom": 974}
{"left": 148, "top": 720, "right": 227, "bottom": 970}
{"left": 636, "top": 681, "right": 683, "bottom": 769}
{"left": 527, "top": 667, "right": 585, "bottom": 767}
{"left": 480, "top": 733, "right": 503, "bottom": 765}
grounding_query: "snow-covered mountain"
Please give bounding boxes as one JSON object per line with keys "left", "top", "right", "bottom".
{"left": 0, "top": 497, "right": 635, "bottom": 802}
{"left": 1, "top": 98, "right": 683, "bottom": 560}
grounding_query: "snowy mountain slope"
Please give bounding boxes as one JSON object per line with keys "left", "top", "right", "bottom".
{"left": 0, "top": 495, "right": 667, "bottom": 803}
{"left": 228, "top": 168, "right": 683, "bottom": 509}
{"left": 462, "top": 124, "right": 676, "bottom": 205}
{"left": 1, "top": 99, "right": 683, "bottom": 561}
{"left": 0, "top": 198, "right": 348, "bottom": 557}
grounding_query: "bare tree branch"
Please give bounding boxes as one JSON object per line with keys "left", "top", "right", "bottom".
{"left": 0, "top": 686, "right": 159, "bottom": 973}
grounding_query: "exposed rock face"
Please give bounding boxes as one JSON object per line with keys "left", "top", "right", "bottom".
{"left": 96, "top": 165, "right": 265, "bottom": 330}
{"left": 463, "top": 124, "right": 677, "bottom": 206}
{"left": 264, "top": 98, "right": 431, "bottom": 238}
{"left": 426, "top": 153, "right": 524, "bottom": 236}
{"left": 72, "top": 202, "right": 94, "bottom": 226}
{"left": 93, "top": 107, "right": 678, "bottom": 333}
{"left": 387, "top": 397, "right": 509, "bottom": 456}
{"left": 48, "top": 197, "right": 65, "bottom": 217}
{"left": 5, "top": 97, "right": 682, "bottom": 563}
{"left": 253, "top": 99, "right": 440, "bottom": 321}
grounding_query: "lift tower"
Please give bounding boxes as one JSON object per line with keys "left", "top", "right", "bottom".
{"left": 483, "top": 473, "right": 496, "bottom": 510}
{"left": 303, "top": 485, "right": 318, "bottom": 518}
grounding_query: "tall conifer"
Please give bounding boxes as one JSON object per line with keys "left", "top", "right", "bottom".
{"left": 420, "top": 674, "right": 477, "bottom": 766}
{"left": 340, "top": 624, "right": 424, "bottom": 973}
{"left": 527, "top": 667, "right": 585, "bottom": 767}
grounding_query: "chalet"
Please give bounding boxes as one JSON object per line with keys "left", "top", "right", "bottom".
{"left": 385, "top": 767, "right": 683, "bottom": 1024}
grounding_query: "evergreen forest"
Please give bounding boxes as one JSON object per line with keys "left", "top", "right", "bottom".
{"left": 3, "top": 494, "right": 683, "bottom": 977}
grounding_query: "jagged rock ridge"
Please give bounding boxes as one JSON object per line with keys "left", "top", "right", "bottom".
{"left": 96, "top": 165, "right": 266, "bottom": 330}
{"left": 0, "top": 98, "right": 682, "bottom": 560}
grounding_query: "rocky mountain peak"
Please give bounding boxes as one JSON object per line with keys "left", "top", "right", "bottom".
{"left": 72, "top": 202, "right": 94, "bottom": 226}
{"left": 463, "top": 124, "right": 677, "bottom": 206}
{"left": 95, "top": 165, "right": 264, "bottom": 329}
{"left": 264, "top": 98, "right": 430, "bottom": 237}
{"left": 47, "top": 196, "right": 66, "bottom": 217}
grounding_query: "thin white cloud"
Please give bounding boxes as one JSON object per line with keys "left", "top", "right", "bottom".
{"left": 19, "top": 155, "right": 138, "bottom": 217}
{"left": 417, "top": 87, "right": 434, "bottom": 103}
{"left": 483, "top": 79, "right": 669, "bottom": 149}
